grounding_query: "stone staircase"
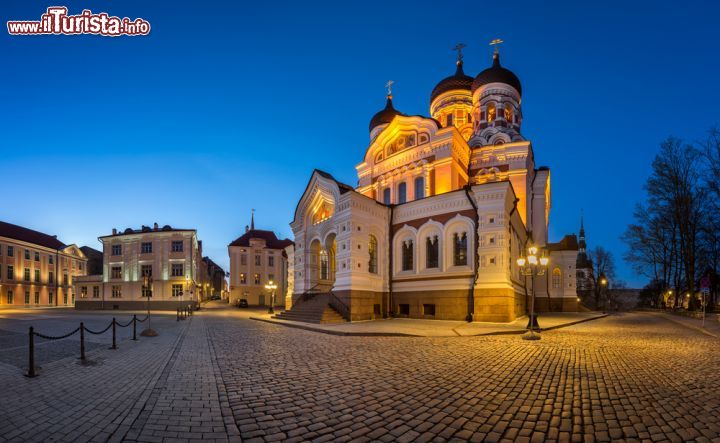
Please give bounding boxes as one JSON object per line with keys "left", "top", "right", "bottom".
{"left": 274, "top": 293, "right": 347, "bottom": 324}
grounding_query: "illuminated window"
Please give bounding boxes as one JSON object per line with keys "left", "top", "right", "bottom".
{"left": 240, "top": 273, "right": 247, "bottom": 284}
{"left": 446, "top": 113, "right": 453, "bottom": 127}
{"left": 254, "top": 273, "right": 261, "bottom": 285}
{"left": 487, "top": 103, "right": 496, "bottom": 123}
{"left": 504, "top": 104, "right": 513, "bottom": 123}
{"left": 552, "top": 268, "right": 562, "bottom": 289}
{"left": 402, "top": 240, "right": 414, "bottom": 271}
{"left": 398, "top": 182, "right": 407, "bottom": 204}
{"left": 320, "top": 250, "right": 329, "bottom": 280}
{"left": 141, "top": 264, "right": 152, "bottom": 278}
{"left": 172, "top": 284, "right": 183, "bottom": 297}
{"left": 313, "top": 202, "right": 333, "bottom": 224}
{"left": 383, "top": 188, "right": 391, "bottom": 204}
{"left": 81, "top": 286, "right": 87, "bottom": 298}
{"left": 453, "top": 232, "right": 468, "bottom": 266}
{"left": 426, "top": 236, "right": 439, "bottom": 268}
{"left": 7, "top": 290, "right": 13, "bottom": 304}
{"left": 368, "top": 235, "right": 378, "bottom": 274}
{"left": 414, "top": 177, "right": 425, "bottom": 199}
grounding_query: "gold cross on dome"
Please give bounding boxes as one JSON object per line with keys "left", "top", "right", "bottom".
{"left": 489, "top": 38, "right": 504, "bottom": 54}
{"left": 385, "top": 80, "right": 394, "bottom": 96}
{"left": 452, "top": 43, "right": 466, "bottom": 62}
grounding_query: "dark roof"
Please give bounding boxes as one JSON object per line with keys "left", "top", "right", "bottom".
{"left": 547, "top": 234, "right": 579, "bottom": 252}
{"left": 0, "top": 220, "right": 67, "bottom": 250}
{"left": 314, "top": 169, "right": 354, "bottom": 194}
{"left": 430, "top": 61, "right": 474, "bottom": 103}
{"left": 99, "top": 225, "right": 195, "bottom": 238}
{"left": 202, "top": 256, "right": 226, "bottom": 274}
{"left": 229, "top": 229, "right": 293, "bottom": 250}
{"left": 472, "top": 53, "right": 522, "bottom": 96}
{"left": 369, "top": 96, "right": 405, "bottom": 132}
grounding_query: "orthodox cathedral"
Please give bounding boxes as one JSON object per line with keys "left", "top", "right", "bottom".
{"left": 288, "top": 45, "right": 579, "bottom": 322}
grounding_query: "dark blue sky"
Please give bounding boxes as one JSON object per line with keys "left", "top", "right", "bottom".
{"left": 3, "top": 1, "right": 719, "bottom": 287}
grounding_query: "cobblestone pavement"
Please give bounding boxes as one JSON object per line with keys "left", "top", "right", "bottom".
{"left": 0, "top": 308, "right": 718, "bottom": 442}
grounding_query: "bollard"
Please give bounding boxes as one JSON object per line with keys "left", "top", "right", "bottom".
{"left": 26, "top": 326, "right": 36, "bottom": 378}
{"left": 177, "top": 308, "right": 180, "bottom": 322}
{"left": 133, "top": 315, "right": 137, "bottom": 340}
{"left": 111, "top": 317, "right": 117, "bottom": 350}
{"left": 80, "top": 322, "right": 86, "bottom": 361}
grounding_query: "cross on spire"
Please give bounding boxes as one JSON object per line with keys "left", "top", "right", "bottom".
{"left": 452, "top": 43, "right": 466, "bottom": 63}
{"left": 489, "top": 38, "right": 504, "bottom": 54}
{"left": 385, "top": 80, "right": 394, "bottom": 97}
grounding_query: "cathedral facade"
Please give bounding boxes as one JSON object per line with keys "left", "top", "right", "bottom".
{"left": 290, "top": 48, "right": 579, "bottom": 322}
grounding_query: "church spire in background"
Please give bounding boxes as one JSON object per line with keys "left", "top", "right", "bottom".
{"left": 251, "top": 208, "right": 255, "bottom": 231}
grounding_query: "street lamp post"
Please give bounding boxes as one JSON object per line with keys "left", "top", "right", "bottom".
{"left": 140, "top": 275, "right": 157, "bottom": 337}
{"left": 599, "top": 273, "right": 608, "bottom": 313}
{"left": 516, "top": 245, "right": 549, "bottom": 341}
{"left": 264, "top": 280, "right": 277, "bottom": 314}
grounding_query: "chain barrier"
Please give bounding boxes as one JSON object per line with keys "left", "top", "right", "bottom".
{"left": 26, "top": 315, "right": 149, "bottom": 378}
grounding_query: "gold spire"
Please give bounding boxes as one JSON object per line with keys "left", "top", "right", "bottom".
{"left": 385, "top": 80, "right": 394, "bottom": 98}
{"left": 489, "top": 38, "right": 504, "bottom": 55}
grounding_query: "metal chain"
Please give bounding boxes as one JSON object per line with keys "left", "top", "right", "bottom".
{"left": 84, "top": 323, "right": 113, "bottom": 335}
{"left": 116, "top": 319, "right": 133, "bottom": 328}
{"left": 136, "top": 315, "right": 149, "bottom": 322}
{"left": 34, "top": 326, "right": 81, "bottom": 340}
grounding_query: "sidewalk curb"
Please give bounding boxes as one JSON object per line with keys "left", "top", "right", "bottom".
{"left": 645, "top": 312, "right": 719, "bottom": 339}
{"left": 251, "top": 313, "right": 609, "bottom": 338}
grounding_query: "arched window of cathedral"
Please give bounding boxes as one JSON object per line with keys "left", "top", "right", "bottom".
{"left": 383, "top": 188, "right": 391, "bottom": 204}
{"left": 487, "top": 103, "right": 496, "bottom": 123}
{"left": 414, "top": 176, "right": 425, "bottom": 199}
{"left": 426, "top": 236, "right": 439, "bottom": 268}
{"left": 312, "top": 202, "right": 333, "bottom": 225}
{"left": 320, "top": 250, "right": 329, "bottom": 281}
{"left": 368, "top": 235, "right": 378, "bottom": 274}
{"left": 446, "top": 113, "right": 453, "bottom": 127}
{"left": 419, "top": 133, "right": 429, "bottom": 144}
{"left": 397, "top": 182, "right": 407, "bottom": 204}
{"left": 453, "top": 232, "right": 467, "bottom": 266}
{"left": 552, "top": 267, "right": 562, "bottom": 289}
{"left": 504, "top": 104, "right": 513, "bottom": 123}
{"left": 402, "top": 240, "right": 414, "bottom": 271}
{"left": 467, "top": 112, "right": 472, "bottom": 124}
{"left": 387, "top": 133, "right": 417, "bottom": 155}
{"left": 374, "top": 151, "right": 383, "bottom": 163}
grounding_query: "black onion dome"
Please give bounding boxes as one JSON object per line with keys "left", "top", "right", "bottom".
{"left": 430, "top": 61, "right": 474, "bottom": 103}
{"left": 472, "top": 53, "right": 522, "bottom": 95}
{"left": 369, "top": 96, "right": 404, "bottom": 131}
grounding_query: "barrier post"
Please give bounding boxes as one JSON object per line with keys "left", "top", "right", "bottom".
{"left": 26, "top": 327, "right": 36, "bottom": 378}
{"left": 177, "top": 308, "right": 180, "bottom": 321}
{"left": 133, "top": 315, "right": 137, "bottom": 341}
{"left": 111, "top": 317, "right": 117, "bottom": 350}
{"left": 80, "top": 322, "right": 86, "bottom": 361}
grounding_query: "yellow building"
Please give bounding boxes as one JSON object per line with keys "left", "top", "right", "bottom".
{"left": 0, "top": 221, "right": 87, "bottom": 308}
{"left": 287, "top": 47, "right": 578, "bottom": 322}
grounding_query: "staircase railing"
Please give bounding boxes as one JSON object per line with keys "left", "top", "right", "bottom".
{"left": 299, "top": 284, "right": 322, "bottom": 303}
{"left": 328, "top": 291, "right": 350, "bottom": 321}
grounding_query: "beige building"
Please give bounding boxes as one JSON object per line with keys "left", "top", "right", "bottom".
{"left": 228, "top": 223, "right": 293, "bottom": 307}
{"left": 0, "top": 221, "right": 87, "bottom": 308}
{"left": 74, "top": 223, "right": 205, "bottom": 310}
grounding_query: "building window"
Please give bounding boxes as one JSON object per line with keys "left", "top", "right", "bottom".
{"left": 504, "top": 104, "right": 513, "bottom": 123}
{"left": 368, "top": 235, "right": 378, "bottom": 274}
{"left": 171, "top": 263, "right": 184, "bottom": 277}
{"left": 7, "top": 290, "right": 13, "bottom": 304}
{"left": 453, "top": 232, "right": 468, "bottom": 266}
{"left": 487, "top": 103, "right": 496, "bottom": 123}
{"left": 383, "top": 188, "right": 391, "bottom": 204}
{"left": 7, "top": 246, "right": 14, "bottom": 257}
{"left": 81, "top": 286, "right": 88, "bottom": 298}
{"left": 49, "top": 255, "right": 53, "bottom": 264}
{"left": 172, "top": 284, "right": 183, "bottom": 297}
{"left": 111, "top": 286, "right": 122, "bottom": 298}
{"left": 24, "top": 268, "right": 30, "bottom": 282}
{"left": 255, "top": 255, "right": 261, "bottom": 266}
{"left": 171, "top": 241, "right": 184, "bottom": 252}
{"left": 111, "top": 266, "right": 122, "bottom": 279}
{"left": 426, "top": 236, "right": 439, "bottom": 269}
{"left": 79, "top": 262, "right": 84, "bottom": 271}
{"left": 34, "top": 252, "right": 40, "bottom": 262}
{"left": 398, "top": 304, "right": 410, "bottom": 316}
{"left": 25, "top": 249, "right": 30, "bottom": 260}
{"left": 63, "top": 292, "right": 68, "bottom": 305}
{"left": 552, "top": 268, "right": 562, "bottom": 289}
{"left": 268, "top": 255, "right": 274, "bottom": 267}
{"left": 268, "top": 273, "right": 275, "bottom": 283}
{"left": 398, "top": 182, "right": 407, "bottom": 204}
{"left": 240, "top": 254, "right": 247, "bottom": 266}
{"left": 7, "top": 265, "right": 14, "bottom": 280}
{"left": 320, "top": 250, "right": 329, "bottom": 280}
{"left": 402, "top": 240, "right": 414, "bottom": 271}
{"left": 446, "top": 113, "right": 453, "bottom": 127}
{"left": 111, "top": 245, "right": 122, "bottom": 256}
{"left": 63, "top": 273, "right": 69, "bottom": 286}
{"left": 141, "top": 242, "right": 152, "bottom": 254}
{"left": 49, "top": 291, "right": 53, "bottom": 304}
{"left": 93, "top": 286, "right": 100, "bottom": 298}
{"left": 240, "top": 273, "right": 247, "bottom": 284}
{"left": 34, "top": 292, "right": 40, "bottom": 304}
{"left": 48, "top": 270, "right": 54, "bottom": 283}
{"left": 254, "top": 274, "right": 261, "bottom": 285}
{"left": 25, "top": 291, "right": 30, "bottom": 304}
{"left": 423, "top": 304, "right": 436, "bottom": 316}
{"left": 34, "top": 269, "right": 40, "bottom": 282}
{"left": 414, "top": 177, "right": 425, "bottom": 199}
{"left": 141, "top": 264, "right": 152, "bottom": 278}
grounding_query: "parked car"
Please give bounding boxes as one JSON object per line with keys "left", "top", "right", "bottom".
{"left": 210, "top": 294, "right": 221, "bottom": 301}
{"left": 238, "top": 299, "right": 248, "bottom": 308}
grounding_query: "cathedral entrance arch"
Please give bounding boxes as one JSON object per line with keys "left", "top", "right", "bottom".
{"left": 319, "top": 232, "right": 337, "bottom": 291}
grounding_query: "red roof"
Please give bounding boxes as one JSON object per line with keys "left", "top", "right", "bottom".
{"left": 0, "top": 221, "right": 68, "bottom": 250}
{"left": 229, "top": 229, "right": 293, "bottom": 250}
